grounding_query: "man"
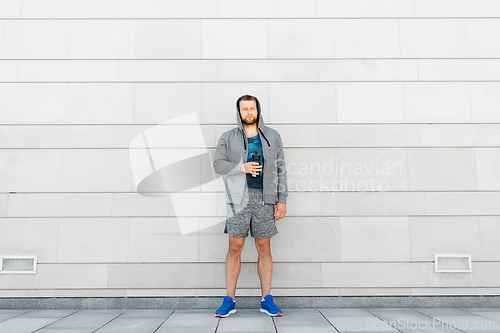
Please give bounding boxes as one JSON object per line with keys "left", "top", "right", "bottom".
{"left": 213, "top": 94, "right": 288, "bottom": 318}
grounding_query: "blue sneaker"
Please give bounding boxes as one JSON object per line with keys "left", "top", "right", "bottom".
{"left": 215, "top": 296, "right": 236, "bottom": 317}
{"left": 260, "top": 294, "right": 282, "bottom": 316}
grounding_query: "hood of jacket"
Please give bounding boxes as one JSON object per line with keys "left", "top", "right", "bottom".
{"left": 236, "top": 97, "right": 270, "bottom": 150}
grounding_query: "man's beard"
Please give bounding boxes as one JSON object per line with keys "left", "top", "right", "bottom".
{"left": 241, "top": 116, "right": 257, "bottom": 125}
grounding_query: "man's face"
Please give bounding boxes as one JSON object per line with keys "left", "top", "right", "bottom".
{"left": 239, "top": 100, "right": 258, "bottom": 126}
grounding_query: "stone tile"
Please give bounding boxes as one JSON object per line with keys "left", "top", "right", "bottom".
{"left": 275, "top": 327, "right": 336, "bottom": 333}
{"left": 219, "top": 0, "right": 316, "bottom": 18}
{"left": 463, "top": 311, "right": 500, "bottom": 323}
{"left": 269, "top": 19, "right": 334, "bottom": 58}
{"left": 202, "top": 19, "right": 267, "bottom": 59}
{"left": 3, "top": 20, "right": 70, "bottom": 59}
{"left": 471, "top": 82, "right": 500, "bottom": 123}
{"left": 17, "top": 309, "right": 78, "bottom": 317}
{"left": 273, "top": 309, "right": 336, "bottom": 331}
{"left": 0, "top": 313, "right": 21, "bottom": 322}
{"left": 367, "top": 308, "right": 463, "bottom": 332}
{"left": 135, "top": 20, "right": 201, "bottom": 59}
{"left": 120, "top": 0, "right": 217, "bottom": 18}
{"left": 69, "top": 20, "right": 135, "bottom": 59}
{"left": 339, "top": 216, "right": 410, "bottom": 262}
{"left": 0, "top": 218, "right": 58, "bottom": 263}
{"left": 317, "top": 0, "right": 414, "bottom": 18}
{"left": 0, "top": 317, "right": 60, "bottom": 333}
{"left": 400, "top": 19, "right": 466, "bottom": 58}
{"left": 320, "top": 315, "right": 399, "bottom": 332}
{"left": 464, "top": 309, "right": 500, "bottom": 312}
{"left": 410, "top": 216, "right": 481, "bottom": 262}
{"left": 119, "top": 309, "right": 174, "bottom": 318}
{"left": 337, "top": 82, "right": 404, "bottom": 123}
{"left": 415, "top": 308, "right": 482, "bottom": 317}
{"left": 403, "top": 82, "right": 471, "bottom": 123}
{"left": 319, "top": 59, "right": 418, "bottom": 82}
{"left": 93, "top": 317, "right": 166, "bottom": 333}
{"left": 0, "top": 310, "right": 30, "bottom": 314}
{"left": 37, "top": 329, "right": 95, "bottom": 333}
{"left": 216, "top": 309, "right": 275, "bottom": 332}
{"left": 157, "top": 328, "right": 215, "bottom": 333}
{"left": 159, "top": 309, "right": 219, "bottom": 328}
{"left": 21, "top": 0, "right": 119, "bottom": 18}
{"left": 319, "top": 309, "right": 375, "bottom": 317}
{"left": 322, "top": 262, "right": 428, "bottom": 288}
{"left": 414, "top": 0, "right": 500, "bottom": 17}
{"left": 45, "top": 312, "right": 122, "bottom": 329}
{"left": 406, "top": 148, "right": 477, "bottom": 191}
{"left": 269, "top": 82, "right": 336, "bottom": 124}
{"left": 334, "top": 19, "right": 400, "bottom": 58}
{"left": 433, "top": 315, "right": 500, "bottom": 332}
{"left": 419, "top": 59, "right": 500, "bottom": 81}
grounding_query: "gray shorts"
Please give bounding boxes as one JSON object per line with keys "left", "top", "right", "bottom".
{"left": 224, "top": 187, "right": 279, "bottom": 239}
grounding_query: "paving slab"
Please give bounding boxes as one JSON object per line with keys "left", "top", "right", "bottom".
{"left": 157, "top": 328, "right": 216, "bottom": 333}
{"left": 0, "top": 317, "right": 60, "bottom": 333}
{"left": 0, "top": 310, "right": 30, "bottom": 314}
{"left": 414, "top": 308, "right": 477, "bottom": 317}
{"left": 367, "top": 308, "right": 463, "bottom": 332}
{"left": 17, "top": 309, "right": 78, "bottom": 318}
{"left": 319, "top": 310, "right": 399, "bottom": 332}
{"left": 464, "top": 310, "right": 500, "bottom": 322}
{"left": 0, "top": 313, "right": 22, "bottom": 322}
{"left": 36, "top": 329, "right": 95, "bottom": 333}
{"left": 93, "top": 317, "right": 166, "bottom": 333}
{"left": 43, "top": 312, "right": 122, "bottom": 329}
{"left": 216, "top": 309, "right": 276, "bottom": 333}
{"left": 273, "top": 309, "right": 337, "bottom": 333}
{"left": 319, "top": 308, "right": 377, "bottom": 317}
{"left": 119, "top": 309, "right": 174, "bottom": 318}
{"left": 0, "top": 308, "right": 499, "bottom": 332}
{"left": 157, "top": 309, "right": 219, "bottom": 330}
{"left": 428, "top": 315, "right": 500, "bottom": 332}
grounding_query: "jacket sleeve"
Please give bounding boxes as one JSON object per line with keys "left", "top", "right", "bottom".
{"left": 213, "top": 135, "right": 244, "bottom": 176}
{"left": 276, "top": 134, "right": 288, "bottom": 204}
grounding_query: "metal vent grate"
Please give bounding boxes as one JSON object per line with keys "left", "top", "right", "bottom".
{"left": 0, "top": 256, "right": 37, "bottom": 274}
{"left": 434, "top": 254, "right": 471, "bottom": 273}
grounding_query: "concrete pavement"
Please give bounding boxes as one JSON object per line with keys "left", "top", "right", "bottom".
{"left": 1, "top": 307, "right": 500, "bottom": 332}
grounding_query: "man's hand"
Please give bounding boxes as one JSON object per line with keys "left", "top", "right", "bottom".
{"left": 241, "top": 162, "right": 262, "bottom": 176}
{"left": 274, "top": 203, "right": 286, "bottom": 220}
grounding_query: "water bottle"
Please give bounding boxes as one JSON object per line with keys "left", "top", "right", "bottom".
{"left": 251, "top": 151, "right": 261, "bottom": 177}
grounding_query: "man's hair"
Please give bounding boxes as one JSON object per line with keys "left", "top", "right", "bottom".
{"left": 236, "top": 94, "right": 259, "bottom": 112}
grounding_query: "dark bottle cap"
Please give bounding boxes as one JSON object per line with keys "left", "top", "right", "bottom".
{"left": 252, "top": 151, "right": 260, "bottom": 162}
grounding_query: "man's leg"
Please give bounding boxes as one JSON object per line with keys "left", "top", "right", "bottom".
{"left": 254, "top": 237, "right": 272, "bottom": 299}
{"left": 226, "top": 235, "right": 246, "bottom": 299}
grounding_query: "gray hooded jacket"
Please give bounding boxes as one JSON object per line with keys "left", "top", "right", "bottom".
{"left": 213, "top": 99, "right": 288, "bottom": 205}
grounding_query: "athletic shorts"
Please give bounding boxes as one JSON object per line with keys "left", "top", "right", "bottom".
{"left": 224, "top": 187, "right": 279, "bottom": 239}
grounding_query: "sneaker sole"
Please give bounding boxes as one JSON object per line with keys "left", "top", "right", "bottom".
{"left": 260, "top": 308, "right": 282, "bottom": 316}
{"left": 215, "top": 309, "right": 236, "bottom": 318}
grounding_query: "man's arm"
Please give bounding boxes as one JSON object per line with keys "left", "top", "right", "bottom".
{"left": 213, "top": 135, "right": 244, "bottom": 176}
{"left": 276, "top": 134, "right": 288, "bottom": 204}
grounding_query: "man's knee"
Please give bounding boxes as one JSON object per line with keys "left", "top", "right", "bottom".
{"left": 228, "top": 236, "right": 245, "bottom": 254}
{"left": 255, "top": 238, "right": 271, "bottom": 255}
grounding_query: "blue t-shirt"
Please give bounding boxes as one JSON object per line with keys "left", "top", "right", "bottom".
{"left": 246, "top": 133, "right": 264, "bottom": 188}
